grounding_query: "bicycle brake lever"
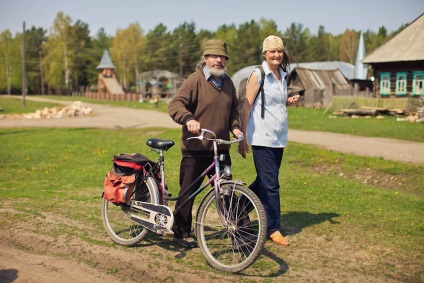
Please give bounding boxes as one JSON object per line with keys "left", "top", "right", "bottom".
{"left": 186, "top": 129, "right": 215, "bottom": 141}
{"left": 187, "top": 133, "right": 204, "bottom": 141}
{"left": 199, "top": 129, "right": 206, "bottom": 140}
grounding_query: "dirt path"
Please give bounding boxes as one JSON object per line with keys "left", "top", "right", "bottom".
{"left": 0, "top": 239, "right": 123, "bottom": 283}
{"left": 289, "top": 130, "right": 424, "bottom": 165}
{"left": 1, "top": 96, "right": 423, "bottom": 165}
{"left": 0, "top": 96, "right": 179, "bottom": 130}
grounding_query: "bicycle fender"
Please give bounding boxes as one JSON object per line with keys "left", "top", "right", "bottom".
{"left": 218, "top": 180, "right": 245, "bottom": 186}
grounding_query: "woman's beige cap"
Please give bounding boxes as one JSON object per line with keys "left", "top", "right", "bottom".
{"left": 262, "top": 35, "right": 284, "bottom": 53}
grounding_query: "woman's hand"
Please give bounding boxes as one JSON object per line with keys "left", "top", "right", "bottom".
{"left": 287, "top": 94, "right": 300, "bottom": 106}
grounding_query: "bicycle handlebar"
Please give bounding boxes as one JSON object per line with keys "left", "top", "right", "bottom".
{"left": 187, "top": 128, "right": 244, "bottom": 145}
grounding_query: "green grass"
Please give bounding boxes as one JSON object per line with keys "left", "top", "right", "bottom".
{"left": 0, "top": 95, "right": 423, "bottom": 281}
{"left": 0, "top": 95, "right": 61, "bottom": 114}
{"left": 0, "top": 127, "right": 423, "bottom": 282}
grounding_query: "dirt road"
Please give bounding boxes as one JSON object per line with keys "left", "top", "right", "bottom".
{"left": 1, "top": 96, "right": 423, "bottom": 165}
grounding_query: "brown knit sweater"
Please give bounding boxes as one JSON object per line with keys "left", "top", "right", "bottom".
{"left": 168, "top": 68, "right": 240, "bottom": 156}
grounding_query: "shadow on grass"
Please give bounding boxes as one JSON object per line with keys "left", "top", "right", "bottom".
{"left": 242, "top": 212, "right": 340, "bottom": 277}
{"left": 282, "top": 211, "right": 340, "bottom": 236}
{"left": 126, "top": 212, "right": 339, "bottom": 277}
{"left": 134, "top": 232, "right": 193, "bottom": 259}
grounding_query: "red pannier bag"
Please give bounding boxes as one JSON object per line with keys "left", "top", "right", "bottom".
{"left": 103, "top": 171, "right": 136, "bottom": 204}
{"left": 103, "top": 153, "right": 155, "bottom": 204}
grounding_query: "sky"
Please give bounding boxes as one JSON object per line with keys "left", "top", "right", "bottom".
{"left": 0, "top": 0, "right": 423, "bottom": 37}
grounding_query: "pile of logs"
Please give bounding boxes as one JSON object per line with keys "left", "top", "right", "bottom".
{"left": 333, "top": 106, "right": 424, "bottom": 123}
{"left": 333, "top": 106, "right": 405, "bottom": 117}
{"left": 0, "top": 101, "right": 93, "bottom": 119}
{"left": 396, "top": 113, "right": 423, "bottom": 122}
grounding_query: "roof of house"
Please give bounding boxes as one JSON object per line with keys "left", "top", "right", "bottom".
{"left": 96, "top": 49, "right": 115, "bottom": 69}
{"left": 362, "top": 13, "right": 424, "bottom": 64}
{"left": 292, "top": 61, "right": 355, "bottom": 80}
{"left": 290, "top": 67, "right": 351, "bottom": 91}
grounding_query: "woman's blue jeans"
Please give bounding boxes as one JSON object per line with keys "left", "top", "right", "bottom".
{"left": 249, "top": 145, "right": 284, "bottom": 233}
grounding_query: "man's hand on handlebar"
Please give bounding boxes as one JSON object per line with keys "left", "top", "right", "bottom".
{"left": 232, "top": 128, "right": 243, "bottom": 140}
{"left": 186, "top": 129, "right": 243, "bottom": 145}
{"left": 186, "top": 119, "right": 201, "bottom": 134}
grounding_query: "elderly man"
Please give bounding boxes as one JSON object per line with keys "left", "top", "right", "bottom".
{"left": 168, "top": 39, "right": 242, "bottom": 248}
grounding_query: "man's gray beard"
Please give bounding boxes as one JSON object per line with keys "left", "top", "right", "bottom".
{"left": 206, "top": 66, "right": 226, "bottom": 77}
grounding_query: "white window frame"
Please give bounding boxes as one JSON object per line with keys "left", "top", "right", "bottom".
{"left": 380, "top": 72, "right": 390, "bottom": 95}
{"left": 413, "top": 71, "right": 423, "bottom": 95}
{"left": 395, "top": 72, "right": 407, "bottom": 96}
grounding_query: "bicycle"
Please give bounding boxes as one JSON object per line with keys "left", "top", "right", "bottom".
{"left": 101, "top": 129, "right": 267, "bottom": 273}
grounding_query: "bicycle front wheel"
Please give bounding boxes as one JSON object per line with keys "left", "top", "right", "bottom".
{"left": 195, "top": 181, "right": 267, "bottom": 273}
{"left": 102, "top": 176, "right": 159, "bottom": 246}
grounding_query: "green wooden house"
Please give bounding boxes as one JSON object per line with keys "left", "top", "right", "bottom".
{"left": 362, "top": 13, "right": 424, "bottom": 98}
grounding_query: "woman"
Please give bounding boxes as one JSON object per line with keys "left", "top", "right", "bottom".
{"left": 238, "top": 35, "right": 299, "bottom": 246}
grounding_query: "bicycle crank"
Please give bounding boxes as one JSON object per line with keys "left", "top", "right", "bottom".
{"left": 130, "top": 201, "right": 174, "bottom": 234}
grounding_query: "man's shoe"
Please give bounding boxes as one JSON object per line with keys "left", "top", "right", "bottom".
{"left": 173, "top": 237, "right": 197, "bottom": 248}
{"left": 269, "top": 231, "right": 289, "bottom": 246}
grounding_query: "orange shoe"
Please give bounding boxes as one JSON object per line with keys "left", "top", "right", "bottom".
{"left": 269, "top": 231, "right": 289, "bottom": 246}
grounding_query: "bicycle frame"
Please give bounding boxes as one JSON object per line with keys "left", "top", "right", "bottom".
{"left": 149, "top": 129, "right": 241, "bottom": 212}
{"left": 171, "top": 156, "right": 219, "bottom": 214}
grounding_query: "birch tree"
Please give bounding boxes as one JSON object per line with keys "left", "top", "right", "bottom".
{"left": 110, "top": 23, "right": 144, "bottom": 90}
{"left": 339, "top": 29, "right": 359, "bottom": 64}
{"left": 42, "top": 12, "right": 73, "bottom": 94}
{"left": 0, "top": 30, "right": 15, "bottom": 94}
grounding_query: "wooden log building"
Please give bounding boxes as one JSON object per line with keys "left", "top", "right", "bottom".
{"left": 362, "top": 13, "right": 424, "bottom": 98}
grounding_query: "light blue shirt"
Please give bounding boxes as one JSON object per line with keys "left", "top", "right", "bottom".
{"left": 247, "top": 61, "right": 288, "bottom": 148}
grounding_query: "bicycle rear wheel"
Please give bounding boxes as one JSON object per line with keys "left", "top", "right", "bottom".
{"left": 195, "top": 181, "right": 267, "bottom": 273}
{"left": 102, "top": 176, "right": 159, "bottom": 246}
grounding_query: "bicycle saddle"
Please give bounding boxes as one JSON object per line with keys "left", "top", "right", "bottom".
{"left": 146, "top": 138, "right": 175, "bottom": 150}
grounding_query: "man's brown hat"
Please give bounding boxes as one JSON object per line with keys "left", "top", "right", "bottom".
{"left": 203, "top": 39, "right": 229, "bottom": 60}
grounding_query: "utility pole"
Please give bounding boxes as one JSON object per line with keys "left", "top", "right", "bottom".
{"left": 22, "top": 21, "right": 27, "bottom": 106}
{"left": 179, "top": 35, "right": 183, "bottom": 79}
